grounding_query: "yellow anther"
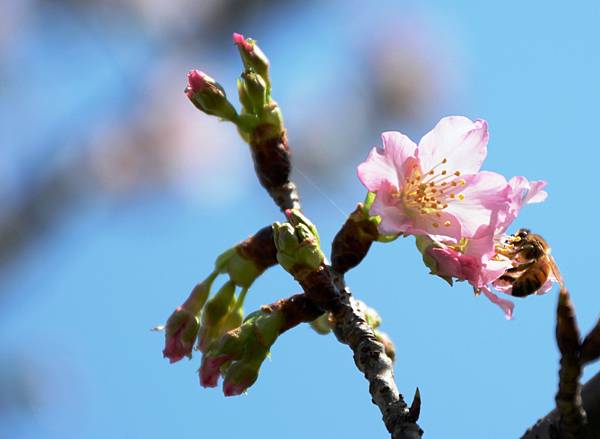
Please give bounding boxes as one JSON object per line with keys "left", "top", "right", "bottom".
{"left": 458, "top": 194, "right": 465, "bottom": 200}
{"left": 460, "top": 179, "right": 466, "bottom": 186}
{"left": 451, "top": 181, "right": 458, "bottom": 187}
{"left": 450, "top": 193, "right": 455, "bottom": 199}
{"left": 444, "top": 220, "right": 452, "bottom": 227}
{"left": 454, "top": 171, "right": 461, "bottom": 176}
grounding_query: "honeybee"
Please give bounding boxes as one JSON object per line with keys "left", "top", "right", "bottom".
{"left": 496, "top": 229, "right": 564, "bottom": 297}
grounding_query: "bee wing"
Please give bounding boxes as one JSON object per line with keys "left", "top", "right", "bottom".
{"left": 547, "top": 254, "right": 565, "bottom": 289}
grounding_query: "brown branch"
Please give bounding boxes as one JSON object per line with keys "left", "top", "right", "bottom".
{"left": 555, "top": 289, "right": 587, "bottom": 438}
{"left": 237, "top": 225, "right": 278, "bottom": 271}
{"left": 522, "top": 289, "right": 593, "bottom": 439}
{"left": 249, "top": 124, "right": 300, "bottom": 212}
{"left": 331, "top": 203, "right": 379, "bottom": 274}
{"left": 262, "top": 293, "right": 323, "bottom": 333}
{"left": 581, "top": 317, "right": 600, "bottom": 366}
{"left": 299, "top": 266, "right": 423, "bottom": 439}
{"left": 522, "top": 371, "right": 600, "bottom": 439}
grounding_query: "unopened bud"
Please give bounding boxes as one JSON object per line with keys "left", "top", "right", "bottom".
{"left": 375, "top": 330, "right": 396, "bottom": 363}
{"left": 162, "top": 307, "right": 200, "bottom": 363}
{"left": 203, "top": 281, "right": 236, "bottom": 326}
{"left": 232, "top": 33, "right": 270, "bottom": 88}
{"left": 185, "top": 70, "right": 237, "bottom": 121}
{"left": 309, "top": 313, "right": 332, "bottom": 335}
{"left": 222, "top": 357, "right": 262, "bottom": 396}
{"left": 198, "top": 308, "right": 283, "bottom": 395}
{"left": 415, "top": 236, "right": 454, "bottom": 286}
{"left": 273, "top": 218, "right": 324, "bottom": 280}
{"left": 239, "top": 70, "right": 268, "bottom": 114}
{"left": 362, "top": 303, "right": 381, "bottom": 329}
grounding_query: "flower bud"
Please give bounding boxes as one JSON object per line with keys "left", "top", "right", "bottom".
{"left": 375, "top": 330, "right": 396, "bottom": 363}
{"left": 232, "top": 33, "right": 270, "bottom": 88}
{"left": 198, "top": 281, "right": 237, "bottom": 351}
{"left": 185, "top": 70, "right": 238, "bottom": 121}
{"left": 161, "top": 279, "right": 216, "bottom": 363}
{"left": 363, "top": 303, "right": 381, "bottom": 330}
{"left": 162, "top": 307, "right": 200, "bottom": 363}
{"left": 415, "top": 236, "right": 454, "bottom": 285}
{"left": 222, "top": 356, "right": 262, "bottom": 396}
{"left": 273, "top": 210, "right": 324, "bottom": 280}
{"left": 198, "top": 308, "right": 284, "bottom": 395}
{"left": 238, "top": 70, "right": 268, "bottom": 114}
{"left": 309, "top": 313, "right": 332, "bottom": 335}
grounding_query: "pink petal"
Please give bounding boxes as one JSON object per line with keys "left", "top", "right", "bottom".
{"left": 478, "top": 257, "right": 513, "bottom": 287}
{"left": 497, "top": 177, "right": 548, "bottom": 234}
{"left": 357, "top": 131, "right": 417, "bottom": 192}
{"left": 524, "top": 180, "right": 548, "bottom": 204}
{"left": 357, "top": 147, "right": 399, "bottom": 192}
{"left": 443, "top": 171, "right": 509, "bottom": 239}
{"left": 369, "top": 182, "right": 413, "bottom": 234}
{"left": 381, "top": 131, "right": 418, "bottom": 179}
{"left": 411, "top": 208, "right": 463, "bottom": 242}
{"left": 480, "top": 286, "right": 515, "bottom": 320}
{"left": 417, "top": 116, "right": 489, "bottom": 176}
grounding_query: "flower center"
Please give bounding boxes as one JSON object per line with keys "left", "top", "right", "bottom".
{"left": 399, "top": 157, "right": 466, "bottom": 228}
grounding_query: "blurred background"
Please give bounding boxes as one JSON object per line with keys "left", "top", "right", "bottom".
{"left": 1, "top": 0, "right": 599, "bottom": 437}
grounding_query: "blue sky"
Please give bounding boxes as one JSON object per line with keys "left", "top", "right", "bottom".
{"left": 1, "top": 1, "right": 599, "bottom": 438}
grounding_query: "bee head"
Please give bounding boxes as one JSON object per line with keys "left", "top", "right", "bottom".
{"left": 515, "top": 228, "right": 530, "bottom": 239}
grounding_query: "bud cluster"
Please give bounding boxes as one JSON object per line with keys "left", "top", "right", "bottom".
{"left": 199, "top": 307, "right": 285, "bottom": 396}
{"left": 161, "top": 230, "right": 274, "bottom": 363}
{"left": 273, "top": 209, "right": 325, "bottom": 281}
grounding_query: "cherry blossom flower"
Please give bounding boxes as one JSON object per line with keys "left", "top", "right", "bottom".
{"left": 357, "top": 116, "right": 509, "bottom": 242}
{"left": 418, "top": 177, "right": 550, "bottom": 318}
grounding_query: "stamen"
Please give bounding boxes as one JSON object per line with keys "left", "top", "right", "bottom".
{"left": 444, "top": 220, "right": 451, "bottom": 227}
{"left": 458, "top": 194, "right": 465, "bottom": 201}
{"left": 432, "top": 222, "right": 439, "bottom": 228}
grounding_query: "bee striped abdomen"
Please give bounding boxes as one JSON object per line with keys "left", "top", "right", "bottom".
{"left": 511, "top": 263, "right": 550, "bottom": 297}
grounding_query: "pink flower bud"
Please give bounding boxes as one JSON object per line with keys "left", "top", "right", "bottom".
{"left": 199, "top": 354, "right": 232, "bottom": 388}
{"left": 162, "top": 307, "right": 200, "bottom": 363}
{"left": 232, "top": 32, "right": 254, "bottom": 53}
{"left": 186, "top": 70, "right": 210, "bottom": 96}
{"left": 222, "top": 361, "right": 259, "bottom": 397}
{"left": 232, "top": 32, "right": 270, "bottom": 86}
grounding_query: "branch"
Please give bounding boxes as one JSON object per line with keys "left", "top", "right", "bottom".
{"left": 522, "top": 371, "right": 600, "bottom": 439}
{"left": 555, "top": 289, "right": 587, "bottom": 438}
{"left": 299, "top": 266, "right": 423, "bottom": 438}
{"left": 522, "top": 289, "right": 598, "bottom": 439}
{"left": 187, "top": 34, "right": 421, "bottom": 438}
